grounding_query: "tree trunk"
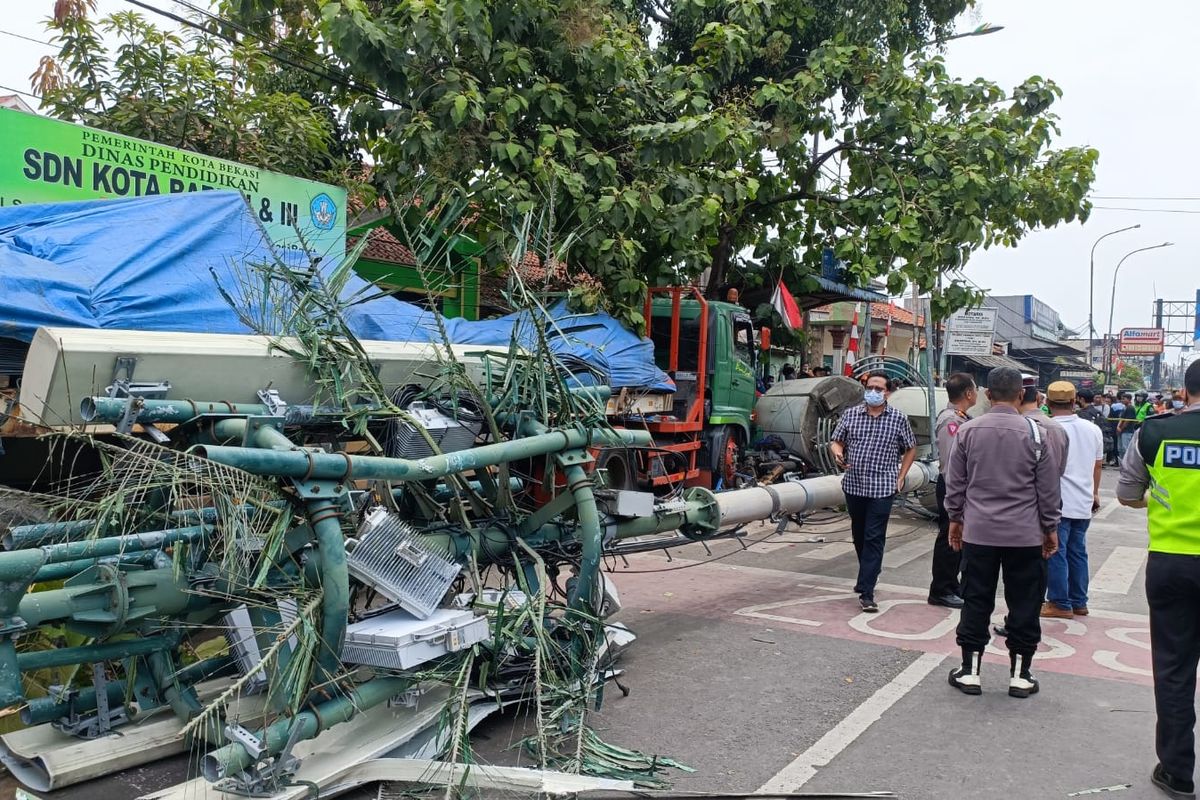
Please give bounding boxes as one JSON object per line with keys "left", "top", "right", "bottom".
{"left": 706, "top": 224, "right": 736, "bottom": 299}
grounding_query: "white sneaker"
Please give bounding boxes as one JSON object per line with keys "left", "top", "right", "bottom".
{"left": 949, "top": 651, "right": 982, "bottom": 695}
{"left": 1009, "top": 673, "right": 1039, "bottom": 698}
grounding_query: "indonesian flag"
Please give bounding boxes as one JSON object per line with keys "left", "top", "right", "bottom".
{"left": 771, "top": 280, "right": 803, "bottom": 330}
{"left": 844, "top": 303, "right": 861, "bottom": 376}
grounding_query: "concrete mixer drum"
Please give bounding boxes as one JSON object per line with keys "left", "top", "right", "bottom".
{"left": 754, "top": 376, "right": 864, "bottom": 472}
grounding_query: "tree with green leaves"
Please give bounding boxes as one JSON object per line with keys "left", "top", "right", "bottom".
{"left": 224, "top": 2, "right": 1099, "bottom": 331}
{"left": 31, "top": 1, "right": 357, "bottom": 184}
{"left": 1116, "top": 363, "right": 1147, "bottom": 391}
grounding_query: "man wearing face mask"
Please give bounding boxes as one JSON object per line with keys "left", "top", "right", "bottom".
{"left": 944, "top": 367, "right": 1063, "bottom": 698}
{"left": 829, "top": 371, "right": 918, "bottom": 613}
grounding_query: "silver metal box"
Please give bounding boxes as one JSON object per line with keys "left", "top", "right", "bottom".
{"left": 341, "top": 607, "right": 489, "bottom": 670}
{"left": 347, "top": 508, "right": 462, "bottom": 619}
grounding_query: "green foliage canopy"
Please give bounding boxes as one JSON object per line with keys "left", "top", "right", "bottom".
{"left": 280, "top": 0, "right": 1097, "bottom": 328}
{"left": 32, "top": 7, "right": 355, "bottom": 183}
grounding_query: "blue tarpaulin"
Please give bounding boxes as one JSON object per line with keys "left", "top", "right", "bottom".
{"left": 0, "top": 192, "right": 672, "bottom": 391}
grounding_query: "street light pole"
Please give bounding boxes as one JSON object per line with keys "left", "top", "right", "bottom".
{"left": 922, "top": 23, "right": 1004, "bottom": 47}
{"left": 1106, "top": 241, "right": 1174, "bottom": 385}
{"left": 1089, "top": 224, "right": 1140, "bottom": 370}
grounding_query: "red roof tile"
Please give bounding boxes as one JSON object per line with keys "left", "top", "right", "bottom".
{"left": 350, "top": 227, "right": 417, "bottom": 266}
{"left": 811, "top": 301, "right": 923, "bottom": 326}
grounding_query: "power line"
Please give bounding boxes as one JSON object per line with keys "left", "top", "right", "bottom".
{"left": 167, "top": 0, "right": 357, "bottom": 84}
{"left": 0, "top": 84, "right": 42, "bottom": 100}
{"left": 123, "top": 0, "right": 401, "bottom": 107}
{"left": 1093, "top": 205, "right": 1200, "bottom": 215}
{"left": 1092, "top": 195, "right": 1200, "bottom": 202}
{"left": 0, "top": 29, "right": 53, "bottom": 47}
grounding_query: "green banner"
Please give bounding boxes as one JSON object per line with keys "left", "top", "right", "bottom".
{"left": 0, "top": 108, "right": 345, "bottom": 258}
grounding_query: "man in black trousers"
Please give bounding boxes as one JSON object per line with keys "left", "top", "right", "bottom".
{"left": 1119, "top": 359, "right": 1200, "bottom": 798}
{"left": 944, "top": 367, "right": 1062, "bottom": 698}
{"left": 928, "top": 372, "right": 977, "bottom": 608}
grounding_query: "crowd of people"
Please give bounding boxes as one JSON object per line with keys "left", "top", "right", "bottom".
{"left": 829, "top": 361, "right": 1200, "bottom": 799}
{"left": 1079, "top": 388, "right": 1186, "bottom": 467}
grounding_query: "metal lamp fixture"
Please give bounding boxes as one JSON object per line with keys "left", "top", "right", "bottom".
{"left": 1105, "top": 241, "right": 1175, "bottom": 384}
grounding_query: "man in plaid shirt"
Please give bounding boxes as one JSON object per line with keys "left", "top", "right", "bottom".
{"left": 830, "top": 371, "right": 918, "bottom": 612}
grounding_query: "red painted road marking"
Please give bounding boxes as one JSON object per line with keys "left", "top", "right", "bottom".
{"left": 611, "top": 556, "right": 1152, "bottom": 686}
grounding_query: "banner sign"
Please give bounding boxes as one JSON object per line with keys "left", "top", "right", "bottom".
{"left": 1118, "top": 327, "right": 1165, "bottom": 356}
{"left": 0, "top": 108, "right": 345, "bottom": 257}
{"left": 945, "top": 307, "right": 998, "bottom": 356}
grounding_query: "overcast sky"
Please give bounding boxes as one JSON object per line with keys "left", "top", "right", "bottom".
{"left": 1, "top": 1, "right": 1195, "bottom": 355}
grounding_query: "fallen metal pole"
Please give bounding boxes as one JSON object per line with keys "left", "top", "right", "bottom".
{"left": 191, "top": 427, "right": 653, "bottom": 483}
{"left": 19, "top": 654, "right": 235, "bottom": 727}
{"left": 79, "top": 397, "right": 381, "bottom": 426}
{"left": 202, "top": 676, "right": 409, "bottom": 782}
{"left": 713, "top": 461, "right": 940, "bottom": 528}
{"left": 16, "top": 635, "right": 178, "bottom": 673}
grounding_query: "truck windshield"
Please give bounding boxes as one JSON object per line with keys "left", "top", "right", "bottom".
{"left": 733, "top": 315, "right": 754, "bottom": 363}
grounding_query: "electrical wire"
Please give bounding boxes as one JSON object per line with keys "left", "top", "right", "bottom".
{"left": 123, "top": 0, "right": 403, "bottom": 107}
{"left": 1092, "top": 205, "right": 1200, "bottom": 215}
{"left": 165, "top": 0, "right": 375, "bottom": 93}
{"left": 0, "top": 84, "right": 41, "bottom": 100}
{"left": 0, "top": 29, "right": 53, "bottom": 47}
{"left": 1092, "top": 195, "right": 1200, "bottom": 201}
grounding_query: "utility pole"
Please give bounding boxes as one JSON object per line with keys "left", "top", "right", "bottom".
{"left": 1152, "top": 298, "right": 1164, "bottom": 389}
{"left": 1089, "top": 225, "right": 1141, "bottom": 371}
{"left": 910, "top": 282, "right": 920, "bottom": 367}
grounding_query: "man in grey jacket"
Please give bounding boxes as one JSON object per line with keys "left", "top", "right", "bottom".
{"left": 945, "top": 367, "right": 1063, "bottom": 698}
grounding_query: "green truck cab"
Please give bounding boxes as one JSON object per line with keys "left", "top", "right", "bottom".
{"left": 641, "top": 288, "right": 758, "bottom": 489}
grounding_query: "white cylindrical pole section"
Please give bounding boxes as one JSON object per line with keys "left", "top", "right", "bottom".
{"left": 714, "top": 461, "right": 939, "bottom": 528}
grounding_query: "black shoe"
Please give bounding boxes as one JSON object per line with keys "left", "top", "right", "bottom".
{"left": 1152, "top": 764, "right": 1196, "bottom": 798}
{"left": 859, "top": 595, "right": 878, "bottom": 613}
{"left": 928, "top": 593, "right": 965, "bottom": 608}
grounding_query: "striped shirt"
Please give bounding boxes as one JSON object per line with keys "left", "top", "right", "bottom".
{"left": 831, "top": 404, "right": 917, "bottom": 498}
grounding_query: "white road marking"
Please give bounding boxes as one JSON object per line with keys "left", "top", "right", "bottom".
{"left": 1093, "top": 498, "right": 1123, "bottom": 520}
{"left": 798, "top": 541, "right": 856, "bottom": 560}
{"left": 847, "top": 599, "right": 958, "bottom": 641}
{"left": 1091, "top": 546, "right": 1147, "bottom": 595}
{"left": 882, "top": 538, "right": 933, "bottom": 569}
{"left": 755, "top": 651, "right": 947, "bottom": 794}
{"left": 621, "top": 555, "right": 1150, "bottom": 621}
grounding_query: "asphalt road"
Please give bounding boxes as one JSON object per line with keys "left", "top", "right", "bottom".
{"left": 472, "top": 467, "right": 1169, "bottom": 799}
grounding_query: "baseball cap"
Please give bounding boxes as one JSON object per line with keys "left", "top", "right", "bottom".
{"left": 1047, "top": 381, "right": 1077, "bottom": 403}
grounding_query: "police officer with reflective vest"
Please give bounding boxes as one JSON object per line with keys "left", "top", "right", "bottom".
{"left": 1119, "top": 360, "right": 1200, "bottom": 798}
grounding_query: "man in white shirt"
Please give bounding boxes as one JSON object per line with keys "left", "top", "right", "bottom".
{"left": 1042, "top": 381, "right": 1105, "bottom": 618}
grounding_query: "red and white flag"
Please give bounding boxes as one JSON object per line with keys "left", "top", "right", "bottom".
{"left": 844, "top": 303, "right": 861, "bottom": 376}
{"left": 770, "top": 280, "right": 803, "bottom": 330}
{"left": 881, "top": 308, "right": 892, "bottom": 356}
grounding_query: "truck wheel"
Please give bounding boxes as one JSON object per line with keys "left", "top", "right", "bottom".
{"left": 712, "top": 426, "right": 744, "bottom": 491}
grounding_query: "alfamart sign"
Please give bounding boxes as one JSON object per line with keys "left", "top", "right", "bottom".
{"left": 0, "top": 108, "right": 345, "bottom": 257}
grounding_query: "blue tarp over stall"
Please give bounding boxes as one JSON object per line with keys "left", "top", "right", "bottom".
{"left": 0, "top": 192, "right": 672, "bottom": 391}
